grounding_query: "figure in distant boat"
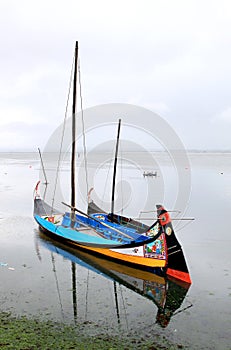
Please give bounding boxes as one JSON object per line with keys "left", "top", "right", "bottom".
{"left": 143, "top": 171, "right": 157, "bottom": 178}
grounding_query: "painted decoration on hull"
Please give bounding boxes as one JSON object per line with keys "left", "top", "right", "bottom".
{"left": 144, "top": 233, "right": 167, "bottom": 260}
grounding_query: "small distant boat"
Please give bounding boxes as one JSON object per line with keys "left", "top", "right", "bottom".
{"left": 143, "top": 171, "right": 157, "bottom": 177}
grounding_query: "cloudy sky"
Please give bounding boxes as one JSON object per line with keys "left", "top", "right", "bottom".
{"left": 0, "top": 0, "right": 231, "bottom": 151}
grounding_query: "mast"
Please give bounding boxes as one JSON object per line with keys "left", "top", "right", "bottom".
{"left": 71, "top": 43, "right": 78, "bottom": 322}
{"left": 111, "top": 119, "right": 121, "bottom": 216}
{"left": 71, "top": 41, "right": 78, "bottom": 213}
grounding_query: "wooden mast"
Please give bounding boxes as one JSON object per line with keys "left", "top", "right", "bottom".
{"left": 71, "top": 42, "right": 78, "bottom": 322}
{"left": 71, "top": 41, "right": 78, "bottom": 213}
{"left": 111, "top": 119, "right": 121, "bottom": 217}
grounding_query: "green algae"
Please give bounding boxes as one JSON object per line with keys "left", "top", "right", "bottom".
{"left": 0, "top": 312, "right": 184, "bottom": 350}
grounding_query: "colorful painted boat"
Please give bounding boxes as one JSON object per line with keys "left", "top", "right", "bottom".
{"left": 33, "top": 41, "right": 192, "bottom": 285}
{"left": 34, "top": 184, "right": 191, "bottom": 284}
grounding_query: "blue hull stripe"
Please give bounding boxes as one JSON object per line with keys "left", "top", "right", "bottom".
{"left": 35, "top": 215, "right": 121, "bottom": 247}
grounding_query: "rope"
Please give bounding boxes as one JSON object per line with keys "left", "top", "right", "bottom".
{"left": 51, "top": 55, "right": 75, "bottom": 212}
{"left": 119, "top": 142, "right": 124, "bottom": 215}
{"left": 78, "top": 59, "right": 89, "bottom": 199}
{"left": 174, "top": 218, "right": 194, "bottom": 232}
{"left": 102, "top": 156, "right": 114, "bottom": 208}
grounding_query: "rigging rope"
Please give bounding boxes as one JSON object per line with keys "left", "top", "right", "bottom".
{"left": 101, "top": 156, "right": 114, "bottom": 208}
{"left": 51, "top": 54, "right": 75, "bottom": 212}
{"left": 78, "top": 59, "right": 89, "bottom": 199}
{"left": 174, "top": 218, "right": 194, "bottom": 232}
{"left": 119, "top": 142, "right": 124, "bottom": 215}
{"left": 51, "top": 52, "right": 89, "bottom": 211}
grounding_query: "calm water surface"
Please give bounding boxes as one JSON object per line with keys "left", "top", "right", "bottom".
{"left": 0, "top": 152, "right": 230, "bottom": 350}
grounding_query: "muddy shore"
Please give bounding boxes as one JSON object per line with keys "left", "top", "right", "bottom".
{"left": 0, "top": 312, "right": 183, "bottom": 349}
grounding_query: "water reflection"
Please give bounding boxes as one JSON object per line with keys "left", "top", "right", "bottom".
{"left": 36, "top": 232, "right": 192, "bottom": 328}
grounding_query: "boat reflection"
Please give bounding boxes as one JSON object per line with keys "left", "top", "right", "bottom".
{"left": 37, "top": 231, "right": 192, "bottom": 328}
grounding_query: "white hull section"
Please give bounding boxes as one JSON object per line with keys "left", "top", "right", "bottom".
{"left": 111, "top": 246, "right": 145, "bottom": 257}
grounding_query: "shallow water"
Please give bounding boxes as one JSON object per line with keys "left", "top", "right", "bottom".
{"left": 0, "top": 152, "right": 230, "bottom": 349}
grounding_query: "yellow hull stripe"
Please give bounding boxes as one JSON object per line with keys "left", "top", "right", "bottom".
{"left": 74, "top": 244, "right": 166, "bottom": 268}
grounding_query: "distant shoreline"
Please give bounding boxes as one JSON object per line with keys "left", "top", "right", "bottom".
{"left": 0, "top": 150, "right": 231, "bottom": 154}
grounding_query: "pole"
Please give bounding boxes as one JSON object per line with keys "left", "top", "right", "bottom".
{"left": 71, "top": 41, "right": 78, "bottom": 217}
{"left": 111, "top": 119, "right": 121, "bottom": 217}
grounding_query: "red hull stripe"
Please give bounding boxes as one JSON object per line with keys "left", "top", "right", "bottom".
{"left": 167, "top": 268, "right": 192, "bottom": 284}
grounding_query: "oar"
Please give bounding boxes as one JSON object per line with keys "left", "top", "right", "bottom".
{"left": 139, "top": 210, "right": 181, "bottom": 214}
{"left": 62, "top": 202, "right": 133, "bottom": 239}
{"left": 62, "top": 202, "right": 163, "bottom": 247}
{"left": 134, "top": 217, "right": 195, "bottom": 221}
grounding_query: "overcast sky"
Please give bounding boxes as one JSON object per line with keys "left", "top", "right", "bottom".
{"left": 0, "top": 0, "right": 231, "bottom": 151}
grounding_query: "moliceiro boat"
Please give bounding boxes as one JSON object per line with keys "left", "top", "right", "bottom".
{"left": 34, "top": 184, "right": 191, "bottom": 284}
{"left": 33, "top": 41, "right": 192, "bottom": 285}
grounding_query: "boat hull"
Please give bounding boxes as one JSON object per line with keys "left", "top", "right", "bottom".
{"left": 37, "top": 221, "right": 166, "bottom": 270}
{"left": 33, "top": 197, "right": 191, "bottom": 283}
